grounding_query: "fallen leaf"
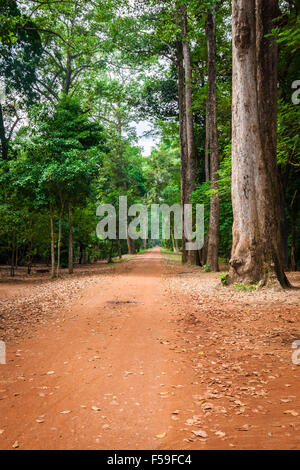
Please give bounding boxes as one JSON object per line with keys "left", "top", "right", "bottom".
{"left": 156, "top": 432, "right": 166, "bottom": 439}
{"left": 237, "top": 424, "right": 251, "bottom": 431}
{"left": 284, "top": 410, "right": 298, "bottom": 417}
{"left": 194, "top": 400, "right": 206, "bottom": 406}
{"left": 91, "top": 406, "right": 101, "bottom": 411}
{"left": 192, "top": 430, "right": 208, "bottom": 438}
{"left": 60, "top": 410, "right": 71, "bottom": 414}
{"left": 12, "top": 441, "right": 19, "bottom": 449}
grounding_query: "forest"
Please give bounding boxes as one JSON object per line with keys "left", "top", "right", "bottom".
{"left": 1, "top": 0, "right": 299, "bottom": 284}
{"left": 0, "top": 0, "right": 299, "bottom": 453}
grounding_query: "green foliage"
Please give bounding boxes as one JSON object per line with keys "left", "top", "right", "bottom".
{"left": 10, "top": 96, "right": 105, "bottom": 207}
{"left": 220, "top": 272, "right": 228, "bottom": 285}
{"left": 203, "top": 264, "right": 211, "bottom": 273}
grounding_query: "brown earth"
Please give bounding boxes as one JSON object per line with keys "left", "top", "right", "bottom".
{"left": 0, "top": 248, "right": 299, "bottom": 450}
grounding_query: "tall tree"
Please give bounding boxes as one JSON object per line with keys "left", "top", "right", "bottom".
{"left": 205, "top": 6, "right": 220, "bottom": 272}
{"left": 176, "top": 40, "right": 188, "bottom": 264}
{"left": 180, "top": 4, "right": 197, "bottom": 265}
{"left": 228, "top": 0, "right": 290, "bottom": 287}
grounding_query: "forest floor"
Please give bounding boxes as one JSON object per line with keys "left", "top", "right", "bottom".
{"left": 0, "top": 248, "right": 299, "bottom": 450}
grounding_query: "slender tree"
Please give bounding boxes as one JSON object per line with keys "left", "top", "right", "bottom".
{"left": 205, "top": 7, "right": 220, "bottom": 272}
{"left": 181, "top": 5, "right": 197, "bottom": 265}
{"left": 176, "top": 40, "right": 188, "bottom": 264}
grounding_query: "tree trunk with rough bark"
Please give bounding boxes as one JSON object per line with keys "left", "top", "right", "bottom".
{"left": 68, "top": 202, "right": 73, "bottom": 274}
{"left": 0, "top": 104, "right": 8, "bottom": 160}
{"left": 56, "top": 199, "right": 64, "bottom": 278}
{"left": 117, "top": 236, "right": 122, "bottom": 259}
{"left": 176, "top": 40, "right": 188, "bottom": 264}
{"left": 289, "top": 190, "right": 297, "bottom": 271}
{"left": 228, "top": 0, "right": 290, "bottom": 288}
{"left": 205, "top": 101, "right": 210, "bottom": 182}
{"left": 10, "top": 235, "right": 15, "bottom": 277}
{"left": 205, "top": 8, "right": 220, "bottom": 272}
{"left": 107, "top": 241, "right": 114, "bottom": 264}
{"left": 127, "top": 223, "right": 136, "bottom": 255}
{"left": 49, "top": 203, "right": 55, "bottom": 279}
{"left": 181, "top": 7, "right": 197, "bottom": 265}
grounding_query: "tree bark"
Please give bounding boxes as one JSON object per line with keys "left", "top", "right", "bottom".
{"left": 126, "top": 223, "right": 136, "bottom": 255}
{"left": 181, "top": 7, "right": 197, "bottom": 265}
{"left": 107, "top": 241, "right": 114, "bottom": 264}
{"left": 56, "top": 200, "right": 64, "bottom": 277}
{"left": 117, "top": 236, "right": 122, "bottom": 259}
{"left": 10, "top": 235, "right": 15, "bottom": 277}
{"left": 176, "top": 40, "right": 188, "bottom": 264}
{"left": 49, "top": 202, "right": 55, "bottom": 279}
{"left": 0, "top": 104, "right": 8, "bottom": 160}
{"left": 68, "top": 202, "right": 73, "bottom": 274}
{"left": 205, "top": 9, "right": 220, "bottom": 272}
{"left": 205, "top": 101, "right": 210, "bottom": 182}
{"left": 64, "top": 53, "right": 72, "bottom": 95}
{"left": 228, "top": 0, "right": 290, "bottom": 288}
{"left": 289, "top": 191, "right": 297, "bottom": 271}
{"left": 15, "top": 244, "right": 18, "bottom": 269}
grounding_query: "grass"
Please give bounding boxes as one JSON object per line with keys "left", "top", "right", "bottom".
{"left": 160, "top": 247, "right": 174, "bottom": 253}
{"left": 108, "top": 254, "right": 137, "bottom": 265}
{"left": 232, "top": 282, "right": 259, "bottom": 291}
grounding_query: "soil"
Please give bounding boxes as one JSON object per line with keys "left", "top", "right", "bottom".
{"left": 0, "top": 248, "right": 299, "bottom": 450}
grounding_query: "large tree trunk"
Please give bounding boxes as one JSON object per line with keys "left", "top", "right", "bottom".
{"left": 126, "top": 223, "right": 136, "bottom": 255}
{"left": 107, "top": 241, "right": 114, "bottom": 264}
{"left": 68, "top": 202, "right": 73, "bottom": 274}
{"left": 181, "top": 7, "right": 197, "bottom": 265}
{"left": 10, "top": 234, "right": 15, "bottom": 277}
{"left": 228, "top": 0, "right": 290, "bottom": 288}
{"left": 64, "top": 53, "right": 72, "bottom": 95}
{"left": 205, "top": 9, "right": 220, "bottom": 272}
{"left": 289, "top": 190, "right": 297, "bottom": 271}
{"left": 49, "top": 203, "right": 55, "bottom": 279}
{"left": 0, "top": 104, "right": 8, "bottom": 160}
{"left": 176, "top": 40, "right": 188, "bottom": 264}
{"left": 205, "top": 101, "right": 210, "bottom": 182}
{"left": 56, "top": 201, "right": 64, "bottom": 278}
{"left": 117, "top": 235, "right": 122, "bottom": 259}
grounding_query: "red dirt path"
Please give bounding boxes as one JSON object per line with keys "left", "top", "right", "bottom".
{"left": 0, "top": 248, "right": 299, "bottom": 450}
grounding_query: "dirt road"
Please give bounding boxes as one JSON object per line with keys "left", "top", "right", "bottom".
{"left": 0, "top": 249, "right": 299, "bottom": 450}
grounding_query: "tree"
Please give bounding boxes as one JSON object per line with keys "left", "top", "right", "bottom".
{"left": 0, "top": 0, "right": 42, "bottom": 160}
{"left": 19, "top": 0, "right": 115, "bottom": 100}
{"left": 10, "top": 96, "right": 105, "bottom": 277}
{"left": 228, "top": 0, "right": 290, "bottom": 287}
{"left": 205, "top": 5, "right": 220, "bottom": 272}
